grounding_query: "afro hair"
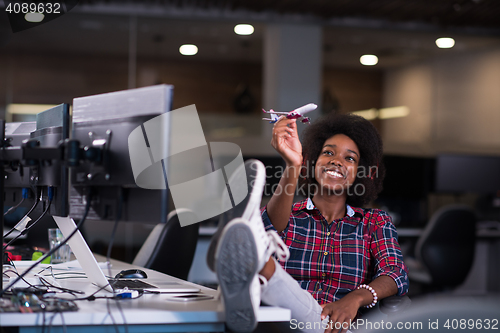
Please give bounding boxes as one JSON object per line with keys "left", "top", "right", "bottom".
{"left": 299, "top": 113, "right": 385, "bottom": 207}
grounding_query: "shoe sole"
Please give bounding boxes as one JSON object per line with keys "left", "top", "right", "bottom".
{"left": 216, "top": 222, "right": 258, "bottom": 333}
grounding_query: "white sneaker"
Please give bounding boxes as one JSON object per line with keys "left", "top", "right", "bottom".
{"left": 215, "top": 217, "right": 289, "bottom": 333}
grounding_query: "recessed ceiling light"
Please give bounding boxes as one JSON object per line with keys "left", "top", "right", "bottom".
{"left": 179, "top": 44, "right": 198, "bottom": 56}
{"left": 435, "top": 37, "right": 455, "bottom": 48}
{"left": 360, "top": 54, "right": 378, "bottom": 66}
{"left": 25, "top": 12, "right": 44, "bottom": 23}
{"left": 234, "top": 24, "right": 254, "bottom": 36}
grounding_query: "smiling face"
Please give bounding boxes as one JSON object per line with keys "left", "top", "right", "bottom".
{"left": 314, "top": 134, "right": 360, "bottom": 195}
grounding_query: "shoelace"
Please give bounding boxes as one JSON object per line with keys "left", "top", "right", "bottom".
{"left": 258, "top": 232, "right": 290, "bottom": 289}
{"left": 266, "top": 230, "right": 290, "bottom": 262}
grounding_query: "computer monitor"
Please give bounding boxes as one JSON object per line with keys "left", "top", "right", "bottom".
{"left": 379, "top": 155, "right": 435, "bottom": 199}
{"left": 3, "top": 121, "right": 36, "bottom": 206}
{"left": 3, "top": 104, "right": 70, "bottom": 214}
{"left": 31, "top": 103, "right": 71, "bottom": 216}
{"left": 435, "top": 153, "right": 500, "bottom": 193}
{"left": 3, "top": 121, "right": 37, "bottom": 236}
{"left": 2, "top": 104, "right": 71, "bottom": 251}
{"left": 375, "top": 155, "right": 435, "bottom": 227}
{"left": 69, "top": 85, "right": 174, "bottom": 223}
{"left": 244, "top": 155, "right": 286, "bottom": 199}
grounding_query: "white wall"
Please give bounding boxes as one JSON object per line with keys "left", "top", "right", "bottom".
{"left": 383, "top": 46, "right": 500, "bottom": 156}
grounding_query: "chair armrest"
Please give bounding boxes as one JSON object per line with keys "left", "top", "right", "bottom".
{"left": 379, "top": 295, "right": 411, "bottom": 315}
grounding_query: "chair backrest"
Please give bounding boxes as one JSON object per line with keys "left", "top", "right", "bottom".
{"left": 133, "top": 208, "right": 199, "bottom": 280}
{"left": 221, "top": 159, "right": 266, "bottom": 223}
{"left": 415, "top": 204, "right": 476, "bottom": 289}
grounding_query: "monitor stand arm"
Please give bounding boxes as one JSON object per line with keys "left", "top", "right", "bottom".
{"left": 0, "top": 122, "right": 103, "bottom": 291}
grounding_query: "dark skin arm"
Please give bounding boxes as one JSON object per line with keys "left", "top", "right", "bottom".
{"left": 320, "top": 275, "right": 398, "bottom": 333}
{"left": 267, "top": 116, "right": 303, "bottom": 233}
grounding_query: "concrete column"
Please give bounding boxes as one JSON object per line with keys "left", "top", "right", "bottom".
{"left": 262, "top": 23, "right": 322, "bottom": 141}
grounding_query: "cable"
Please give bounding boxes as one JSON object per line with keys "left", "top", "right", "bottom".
{"left": 41, "top": 302, "right": 47, "bottom": 333}
{"left": 37, "top": 275, "right": 85, "bottom": 296}
{"left": 4, "top": 186, "right": 54, "bottom": 248}
{"left": 47, "top": 310, "right": 58, "bottom": 333}
{"left": 105, "top": 187, "right": 127, "bottom": 333}
{"left": 0, "top": 190, "right": 93, "bottom": 297}
{"left": 3, "top": 188, "right": 28, "bottom": 216}
{"left": 69, "top": 283, "right": 117, "bottom": 301}
{"left": 106, "top": 187, "right": 124, "bottom": 269}
{"left": 4, "top": 201, "right": 24, "bottom": 217}
{"left": 59, "top": 307, "right": 68, "bottom": 333}
{"left": 3, "top": 188, "right": 38, "bottom": 239}
{"left": 1, "top": 267, "right": 40, "bottom": 291}
{"left": 39, "top": 271, "right": 87, "bottom": 280}
{"left": 3, "top": 197, "right": 52, "bottom": 250}
{"left": 106, "top": 298, "right": 120, "bottom": 333}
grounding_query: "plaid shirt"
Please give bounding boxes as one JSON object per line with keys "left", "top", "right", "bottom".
{"left": 262, "top": 198, "right": 409, "bottom": 304}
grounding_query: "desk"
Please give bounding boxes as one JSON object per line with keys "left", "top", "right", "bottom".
{"left": 0, "top": 255, "right": 291, "bottom": 333}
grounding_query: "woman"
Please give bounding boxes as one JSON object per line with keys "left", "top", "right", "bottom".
{"left": 262, "top": 113, "right": 408, "bottom": 331}
{"left": 214, "top": 112, "right": 408, "bottom": 333}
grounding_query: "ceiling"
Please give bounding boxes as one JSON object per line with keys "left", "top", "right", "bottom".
{"left": 1, "top": 0, "right": 500, "bottom": 69}
{"left": 74, "top": 0, "right": 500, "bottom": 29}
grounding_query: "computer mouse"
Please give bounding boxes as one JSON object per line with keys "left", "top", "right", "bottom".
{"left": 115, "top": 269, "right": 148, "bottom": 279}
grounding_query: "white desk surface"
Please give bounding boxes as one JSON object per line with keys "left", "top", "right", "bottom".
{"left": 1, "top": 255, "right": 291, "bottom": 332}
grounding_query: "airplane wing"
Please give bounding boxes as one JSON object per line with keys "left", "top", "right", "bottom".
{"left": 262, "top": 109, "right": 282, "bottom": 123}
{"left": 262, "top": 110, "right": 289, "bottom": 115}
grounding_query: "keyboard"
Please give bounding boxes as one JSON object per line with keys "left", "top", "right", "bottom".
{"left": 108, "top": 279, "right": 157, "bottom": 290}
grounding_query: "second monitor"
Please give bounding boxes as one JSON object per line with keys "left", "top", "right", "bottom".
{"left": 69, "top": 85, "right": 174, "bottom": 223}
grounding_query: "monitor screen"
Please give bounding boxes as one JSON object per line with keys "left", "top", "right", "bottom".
{"left": 375, "top": 155, "right": 435, "bottom": 227}
{"left": 435, "top": 154, "right": 500, "bottom": 193}
{"left": 379, "top": 155, "right": 435, "bottom": 199}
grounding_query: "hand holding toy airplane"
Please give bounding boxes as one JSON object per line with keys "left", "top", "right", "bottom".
{"left": 262, "top": 103, "right": 317, "bottom": 125}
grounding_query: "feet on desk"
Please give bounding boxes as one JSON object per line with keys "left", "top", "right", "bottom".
{"left": 216, "top": 219, "right": 261, "bottom": 333}
{"left": 215, "top": 216, "right": 289, "bottom": 333}
{"left": 208, "top": 159, "right": 289, "bottom": 332}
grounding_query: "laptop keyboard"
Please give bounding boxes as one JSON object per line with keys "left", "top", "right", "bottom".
{"left": 108, "top": 279, "right": 157, "bottom": 290}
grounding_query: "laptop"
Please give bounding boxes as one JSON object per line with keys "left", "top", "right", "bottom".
{"left": 52, "top": 216, "right": 200, "bottom": 293}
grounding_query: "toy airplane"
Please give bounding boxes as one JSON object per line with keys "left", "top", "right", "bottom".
{"left": 262, "top": 103, "right": 317, "bottom": 124}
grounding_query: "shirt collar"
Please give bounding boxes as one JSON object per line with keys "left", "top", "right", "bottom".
{"left": 306, "top": 197, "right": 355, "bottom": 217}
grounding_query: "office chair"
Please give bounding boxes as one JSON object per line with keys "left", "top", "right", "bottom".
{"left": 133, "top": 208, "right": 199, "bottom": 280}
{"left": 405, "top": 204, "right": 476, "bottom": 291}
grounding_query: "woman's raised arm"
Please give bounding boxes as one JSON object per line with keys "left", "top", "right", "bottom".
{"left": 266, "top": 117, "right": 303, "bottom": 233}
